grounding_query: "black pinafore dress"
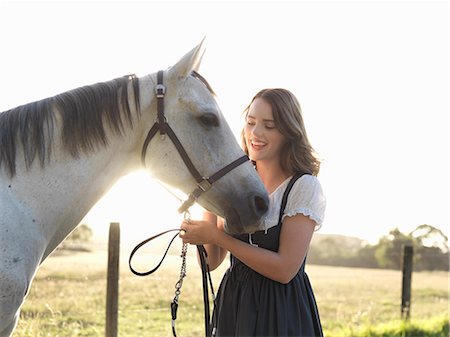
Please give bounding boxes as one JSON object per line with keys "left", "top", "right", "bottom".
{"left": 211, "top": 173, "right": 323, "bottom": 337}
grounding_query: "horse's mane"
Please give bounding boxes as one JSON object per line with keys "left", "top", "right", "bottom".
{"left": 0, "top": 74, "right": 140, "bottom": 177}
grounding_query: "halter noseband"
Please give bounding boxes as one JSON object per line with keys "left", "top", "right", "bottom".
{"left": 141, "top": 70, "right": 249, "bottom": 214}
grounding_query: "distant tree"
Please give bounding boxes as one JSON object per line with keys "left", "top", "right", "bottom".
{"left": 374, "top": 228, "right": 414, "bottom": 269}
{"left": 308, "top": 235, "right": 357, "bottom": 266}
{"left": 308, "top": 225, "right": 448, "bottom": 271}
{"left": 356, "top": 244, "right": 378, "bottom": 268}
{"left": 410, "top": 224, "right": 449, "bottom": 271}
{"left": 410, "top": 224, "right": 448, "bottom": 252}
{"left": 308, "top": 234, "right": 372, "bottom": 267}
{"left": 58, "top": 223, "right": 93, "bottom": 253}
{"left": 371, "top": 225, "right": 448, "bottom": 271}
{"left": 66, "top": 223, "right": 93, "bottom": 243}
{"left": 321, "top": 237, "right": 349, "bottom": 257}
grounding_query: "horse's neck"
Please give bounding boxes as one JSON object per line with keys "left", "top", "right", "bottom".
{"left": 2, "top": 74, "right": 156, "bottom": 261}
{"left": 7, "top": 126, "right": 141, "bottom": 260}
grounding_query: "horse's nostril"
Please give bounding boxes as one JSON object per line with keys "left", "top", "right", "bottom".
{"left": 254, "top": 195, "right": 269, "bottom": 215}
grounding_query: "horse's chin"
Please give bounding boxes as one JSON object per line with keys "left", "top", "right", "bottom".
{"left": 223, "top": 207, "right": 259, "bottom": 235}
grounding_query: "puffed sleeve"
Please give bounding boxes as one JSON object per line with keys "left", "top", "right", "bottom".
{"left": 282, "top": 175, "right": 326, "bottom": 230}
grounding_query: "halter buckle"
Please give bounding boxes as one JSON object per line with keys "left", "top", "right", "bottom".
{"left": 155, "top": 84, "right": 166, "bottom": 98}
{"left": 198, "top": 178, "right": 212, "bottom": 192}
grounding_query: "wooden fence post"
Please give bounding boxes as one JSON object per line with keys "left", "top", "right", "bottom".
{"left": 106, "top": 222, "right": 120, "bottom": 337}
{"left": 401, "top": 244, "right": 413, "bottom": 319}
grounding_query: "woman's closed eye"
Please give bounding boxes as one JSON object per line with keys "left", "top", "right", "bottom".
{"left": 246, "top": 121, "right": 275, "bottom": 129}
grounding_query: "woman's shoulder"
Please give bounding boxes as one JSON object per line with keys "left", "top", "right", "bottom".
{"left": 289, "top": 174, "right": 325, "bottom": 204}
{"left": 291, "top": 174, "right": 323, "bottom": 192}
{"left": 283, "top": 174, "right": 326, "bottom": 228}
{"left": 259, "top": 174, "right": 326, "bottom": 231}
{"left": 273, "top": 174, "right": 324, "bottom": 204}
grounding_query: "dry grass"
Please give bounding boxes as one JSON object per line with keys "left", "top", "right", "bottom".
{"left": 12, "top": 248, "right": 449, "bottom": 337}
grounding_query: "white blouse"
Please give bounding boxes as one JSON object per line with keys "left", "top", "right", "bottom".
{"left": 258, "top": 175, "right": 326, "bottom": 232}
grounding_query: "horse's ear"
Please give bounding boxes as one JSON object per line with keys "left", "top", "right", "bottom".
{"left": 168, "top": 38, "right": 206, "bottom": 79}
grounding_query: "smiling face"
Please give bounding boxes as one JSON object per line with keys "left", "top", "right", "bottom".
{"left": 244, "top": 97, "right": 286, "bottom": 166}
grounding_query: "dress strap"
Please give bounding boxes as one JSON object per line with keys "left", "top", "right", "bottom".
{"left": 277, "top": 172, "right": 307, "bottom": 226}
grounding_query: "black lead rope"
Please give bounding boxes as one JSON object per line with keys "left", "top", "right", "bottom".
{"left": 129, "top": 229, "right": 180, "bottom": 276}
{"left": 197, "top": 245, "right": 216, "bottom": 336}
{"left": 129, "top": 229, "right": 216, "bottom": 337}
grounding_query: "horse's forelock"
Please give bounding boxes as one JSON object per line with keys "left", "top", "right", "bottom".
{"left": 191, "top": 71, "right": 215, "bottom": 96}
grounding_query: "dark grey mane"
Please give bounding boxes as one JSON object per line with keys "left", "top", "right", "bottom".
{"left": 0, "top": 74, "right": 140, "bottom": 177}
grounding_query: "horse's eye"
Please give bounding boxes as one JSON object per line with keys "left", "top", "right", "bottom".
{"left": 199, "top": 113, "right": 219, "bottom": 127}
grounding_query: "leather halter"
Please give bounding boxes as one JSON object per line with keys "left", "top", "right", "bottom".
{"left": 141, "top": 70, "right": 249, "bottom": 214}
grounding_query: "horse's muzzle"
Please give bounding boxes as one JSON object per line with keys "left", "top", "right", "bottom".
{"left": 224, "top": 192, "right": 269, "bottom": 235}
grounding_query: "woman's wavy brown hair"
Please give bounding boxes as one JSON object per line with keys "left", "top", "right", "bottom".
{"left": 241, "top": 88, "right": 321, "bottom": 176}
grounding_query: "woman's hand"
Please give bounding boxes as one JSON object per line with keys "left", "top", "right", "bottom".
{"left": 179, "top": 219, "right": 221, "bottom": 246}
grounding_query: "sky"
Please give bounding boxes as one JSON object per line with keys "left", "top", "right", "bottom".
{"left": 0, "top": 1, "right": 448, "bottom": 246}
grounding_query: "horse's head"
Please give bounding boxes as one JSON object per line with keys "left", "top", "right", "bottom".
{"left": 140, "top": 41, "right": 269, "bottom": 234}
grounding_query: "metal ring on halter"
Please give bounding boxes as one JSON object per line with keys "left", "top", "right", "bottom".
{"left": 155, "top": 83, "right": 166, "bottom": 97}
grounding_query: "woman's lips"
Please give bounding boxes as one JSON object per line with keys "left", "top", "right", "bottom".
{"left": 250, "top": 140, "right": 266, "bottom": 150}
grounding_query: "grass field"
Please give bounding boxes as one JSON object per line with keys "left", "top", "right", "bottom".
{"left": 12, "top": 248, "right": 449, "bottom": 337}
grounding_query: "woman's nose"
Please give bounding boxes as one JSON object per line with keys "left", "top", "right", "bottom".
{"left": 251, "top": 123, "right": 263, "bottom": 137}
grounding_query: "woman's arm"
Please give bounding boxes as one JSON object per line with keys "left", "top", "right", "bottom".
{"left": 181, "top": 213, "right": 316, "bottom": 284}
{"left": 195, "top": 211, "right": 228, "bottom": 271}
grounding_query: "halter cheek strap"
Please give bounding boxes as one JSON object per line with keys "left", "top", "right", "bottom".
{"left": 141, "top": 70, "right": 249, "bottom": 214}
